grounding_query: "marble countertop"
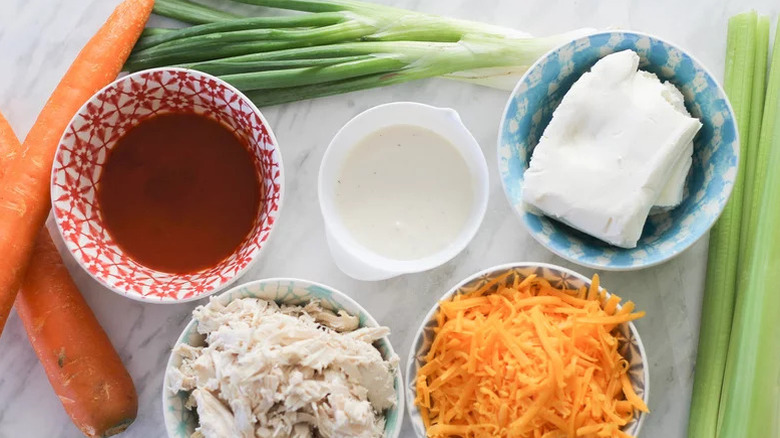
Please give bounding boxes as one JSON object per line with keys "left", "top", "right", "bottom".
{"left": 0, "top": 0, "right": 775, "bottom": 437}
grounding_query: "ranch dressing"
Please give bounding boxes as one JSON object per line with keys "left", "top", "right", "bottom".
{"left": 335, "top": 125, "right": 474, "bottom": 260}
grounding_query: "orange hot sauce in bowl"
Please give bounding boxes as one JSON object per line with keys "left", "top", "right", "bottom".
{"left": 97, "top": 112, "right": 262, "bottom": 274}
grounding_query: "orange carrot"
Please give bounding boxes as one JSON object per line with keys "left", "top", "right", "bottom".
{"left": 16, "top": 229, "right": 138, "bottom": 437}
{"left": 0, "top": 0, "right": 154, "bottom": 335}
{"left": 0, "top": 113, "right": 18, "bottom": 171}
{"left": 0, "top": 113, "right": 137, "bottom": 436}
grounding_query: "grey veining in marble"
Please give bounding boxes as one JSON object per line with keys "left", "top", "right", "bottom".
{"left": 1, "top": 0, "right": 777, "bottom": 437}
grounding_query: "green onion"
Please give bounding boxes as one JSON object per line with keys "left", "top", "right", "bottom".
{"left": 221, "top": 55, "right": 407, "bottom": 90}
{"left": 718, "top": 16, "right": 780, "bottom": 438}
{"left": 140, "top": 27, "right": 175, "bottom": 38}
{"left": 236, "top": 37, "right": 563, "bottom": 106}
{"left": 129, "top": 21, "right": 381, "bottom": 69}
{"left": 183, "top": 54, "right": 378, "bottom": 76}
{"left": 687, "top": 11, "right": 757, "bottom": 438}
{"left": 134, "top": 13, "right": 350, "bottom": 51}
{"left": 152, "top": 0, "right": 239, "bottom": 24}
{"left": 127, "top": 0, "right": 588, "bottom": 105}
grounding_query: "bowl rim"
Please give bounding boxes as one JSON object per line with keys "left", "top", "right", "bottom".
{"left": 50, "top": 67, "right": 286, "bottom": 303}
{"left": 317, "top": 101, "right": 490, "bottom": 276}
{"left": 161, "top": 277, "right": 405, "bottom": 438}
{"left": 404, "top": 261, "right": 650, "bottom": 436}
{"left": 496, "top": 30, "right": 739, "bottom": 271}
{"left": 318, "top": 101, "right": 490, "bottom": 277}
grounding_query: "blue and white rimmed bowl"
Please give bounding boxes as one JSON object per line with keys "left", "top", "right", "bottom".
{"left": 406, "top": 262, "right": 649, "bottom": 437}
{"left": 162, "top": 278, "right": 404, "bottom": 438}
{"left": 498, "top": 31, "right": 739, "bottom": 270}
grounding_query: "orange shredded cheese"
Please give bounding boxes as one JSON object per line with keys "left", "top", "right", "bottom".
{"left": 415, "top": 274, "right": 648, "bottom": 438}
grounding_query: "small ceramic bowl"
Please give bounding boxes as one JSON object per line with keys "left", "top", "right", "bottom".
{"left": 319, "top": 102, "right": 489, "bottom": 281}
{"left": 51, "top": 68, "right": 283, "bottom": 302}
{"left": 406, "top": 262, "right": 649, "bottom": 437}
{"left": 498, "top": 31, "right": 739, "bottom": 270}
{"left": 162, "top": 278, "right": 404, "bottom": 438}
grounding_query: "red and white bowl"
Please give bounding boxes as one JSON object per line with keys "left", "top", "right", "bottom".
{"left": 50, "top": 68, "right": 284, "bottom": 303}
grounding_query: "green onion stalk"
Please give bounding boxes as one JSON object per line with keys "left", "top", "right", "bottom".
{"left": 128, "top": 0, "right": 590, "bottom": 105}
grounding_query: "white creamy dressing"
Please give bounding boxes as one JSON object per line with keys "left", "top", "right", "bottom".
{"left": 335, "top": 125, "right": 473, "bottom": 260}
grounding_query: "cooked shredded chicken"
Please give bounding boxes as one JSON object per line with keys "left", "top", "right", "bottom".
{"left": 169, "top": 297, "right": 397, "bottom": 438}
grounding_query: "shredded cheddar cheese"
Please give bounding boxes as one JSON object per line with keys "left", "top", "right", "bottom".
{"left": 415, "top": 273, "right": 648, "bottom": 438}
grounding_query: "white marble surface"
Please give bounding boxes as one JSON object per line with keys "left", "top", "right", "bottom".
{"left": 0, "top": 0, "right": 776, "bottom": 437}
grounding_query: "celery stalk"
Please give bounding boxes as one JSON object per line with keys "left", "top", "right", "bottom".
{"left": 718, "top": 16, "right": 780, "bottom": 438}
{"left": 739, "top": 16, "right": 772, "bottom": 266}
{"left": 687, "top": 11, "right": 756, "bottom": 438}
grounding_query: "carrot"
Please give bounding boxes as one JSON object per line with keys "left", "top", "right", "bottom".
{"left": 0, "top": 113, "right": 18, "bottom": 170}
{"left": 16, "top": 229, "right": 138, "bottom": 437}
{"left": 0, "top": 112, "right": 137, "bottom": 436}
{"left": 415, "top": 274, "right": 647, "bottom": 438}
{"left": 0, "top": 0, "right": 154, "bottom": 335}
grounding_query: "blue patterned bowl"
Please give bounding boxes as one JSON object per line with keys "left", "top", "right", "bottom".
{"left": 498, "top": 31, "right": 739, "bottom": 270}
{"left": 406, "top": 263, "right": 649, "bottom": 436}
{"left": 162, "top": 278, "right": 404, "bottom": 438}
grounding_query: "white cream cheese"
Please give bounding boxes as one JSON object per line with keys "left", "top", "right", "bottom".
{"left": 655, "top": 146, "right": 692, "bottom": 209}
{"left": 522, "top": 50, "right": 702, "bottom": 248}
{"left": 335, "top": 125, "right": 474, "bottom": 260}
{"left": 653, "top": 79, "right": 695, "bottom": 208}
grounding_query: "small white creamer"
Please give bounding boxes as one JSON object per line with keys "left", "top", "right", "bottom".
{"left": 335, "top": 124, "right": 474, "bottom": 260}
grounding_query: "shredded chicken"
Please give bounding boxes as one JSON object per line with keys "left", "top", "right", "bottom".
{"left": 169, "top": 297, "right": 398, "bottom": 438}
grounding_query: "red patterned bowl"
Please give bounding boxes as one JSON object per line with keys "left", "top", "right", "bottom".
{"left": 50, "top": 68, "right": 284, "bottom": 303}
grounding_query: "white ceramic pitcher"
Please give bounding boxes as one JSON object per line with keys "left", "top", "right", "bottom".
{"left": 318, "top": 102, "right": 489, "bottom": 281}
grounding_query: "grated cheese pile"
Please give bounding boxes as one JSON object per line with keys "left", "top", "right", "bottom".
{"left": 414, "top": 273, "right": 648, "bottom": 438}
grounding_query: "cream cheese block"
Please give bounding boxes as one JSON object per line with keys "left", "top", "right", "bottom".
{"left": 654, "top": 79, "right": 696, "bottom": 208}
{"left": 522, "top": 50, "right": 702, "bottom": 248}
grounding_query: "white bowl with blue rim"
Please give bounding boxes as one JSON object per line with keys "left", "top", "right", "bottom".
{"left": 405, "top": 262, "right": 649, "bottom": 436}
{"left": 162, "top": 278, "right": 404, "bottom": 438}
{"left": 497, "top": 31, "right": 739, "bottom": 270}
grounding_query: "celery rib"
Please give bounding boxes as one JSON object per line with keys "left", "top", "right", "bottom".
{"left": 740, "top": 16, "right": 774, "bottom": 267}
{"left": 718, "top": 15, "right": 780, "bottom": 438}
{"left": 687, "top": 11, "right": 757, "bottom": 438}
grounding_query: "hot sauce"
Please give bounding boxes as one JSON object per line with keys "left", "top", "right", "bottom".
{"left": 97, "top": 113, "right": 261, "bottom": 274}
